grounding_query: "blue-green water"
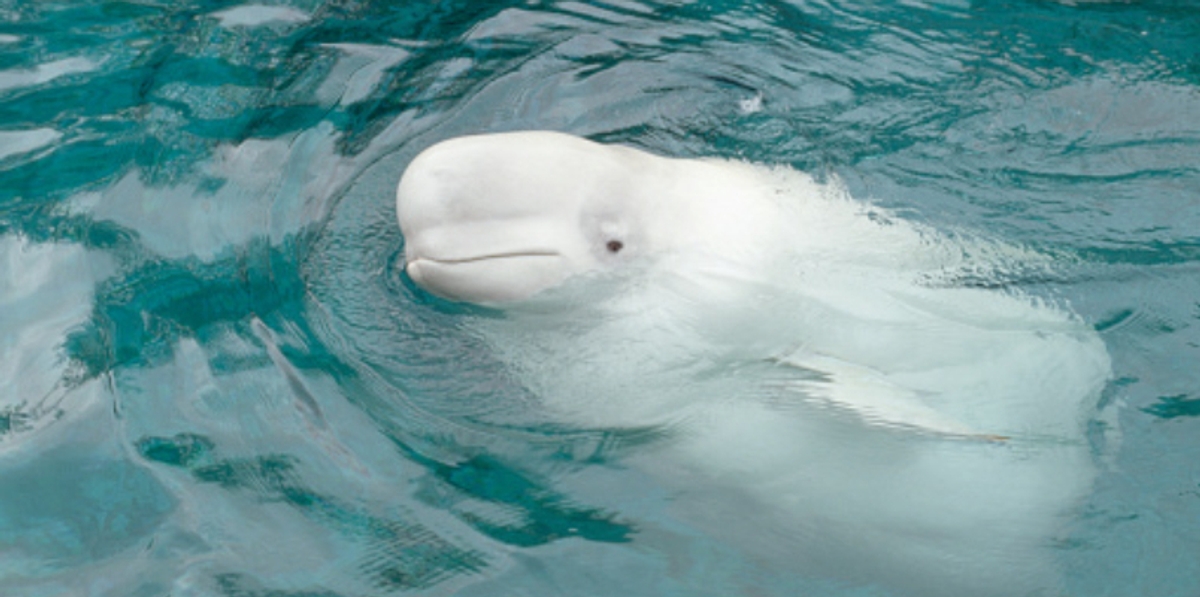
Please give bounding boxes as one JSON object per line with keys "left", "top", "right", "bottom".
{"left": 2, "top": 1, "right": 1199, "bottom": 595}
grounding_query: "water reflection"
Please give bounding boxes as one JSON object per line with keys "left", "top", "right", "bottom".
{"left": 0, "top": 57, "right": 99, "bottom": 93}
{"left": 0, "top": 0, "right": 1198, "bottom": 595}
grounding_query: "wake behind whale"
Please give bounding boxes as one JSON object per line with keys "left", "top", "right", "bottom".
{"left": 395, "top": 131, "right": 1111, "bottom": 596}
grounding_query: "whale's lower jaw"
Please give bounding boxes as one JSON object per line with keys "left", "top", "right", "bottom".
{"left": 405, "top": 254, "right": 570, "bottom": 303}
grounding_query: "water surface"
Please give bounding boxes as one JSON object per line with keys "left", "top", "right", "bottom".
{"left": 2, "top": 1, "right": 1199, "bottom": 595}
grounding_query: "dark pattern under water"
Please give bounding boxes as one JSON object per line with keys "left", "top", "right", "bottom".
{"left": 1, "top": 1, "right": 1199, "bottom": 595}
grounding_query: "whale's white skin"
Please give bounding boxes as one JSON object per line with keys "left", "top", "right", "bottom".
{"left": 398, "top": 131, "right": 788, "bottom": 304}
{"left": 395, "top": 131, "right": 1112, "bottom": 596}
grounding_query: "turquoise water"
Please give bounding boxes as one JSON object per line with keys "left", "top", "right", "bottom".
{"left": 2, "top": 1, "right": 1199, "bottom": 595}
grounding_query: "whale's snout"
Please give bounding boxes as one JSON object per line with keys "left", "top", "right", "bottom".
{"left": 403, "top": 252, "right": 570, "bottom": 303}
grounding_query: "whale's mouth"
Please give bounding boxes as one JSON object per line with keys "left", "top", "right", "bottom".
{"left": 408, "top": 250, "right": 561, "bottom": 266}
{"left": 404, "top": 251, "right": 569, "bottom": 303}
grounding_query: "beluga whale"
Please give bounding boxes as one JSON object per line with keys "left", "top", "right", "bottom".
{"left": 395, "top": 130, "right": 1112, "bottom": 597}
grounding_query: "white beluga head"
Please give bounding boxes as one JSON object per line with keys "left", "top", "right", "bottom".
{"left": 396, "top": 130, "right": 788, "bottom": 303}
{"left": 396, "top": 130, "right": 1108, "bottom": 437}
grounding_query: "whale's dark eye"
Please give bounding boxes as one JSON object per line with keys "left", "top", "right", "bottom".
{"left": 606, "top": 240, "right": 624, "bottom": 253}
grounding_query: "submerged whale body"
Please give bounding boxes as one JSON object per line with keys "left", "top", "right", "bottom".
{"left": 395, "top": 131, "right": 1111, "bottom": 596}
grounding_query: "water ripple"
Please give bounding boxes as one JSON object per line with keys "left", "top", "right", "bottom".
{"left": 2, "top": 0, "right": 1200, "bottom": 595}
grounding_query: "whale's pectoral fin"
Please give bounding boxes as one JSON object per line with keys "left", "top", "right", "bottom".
{"left": 772, "top": 353, "right": 1008, "bottom": 442}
